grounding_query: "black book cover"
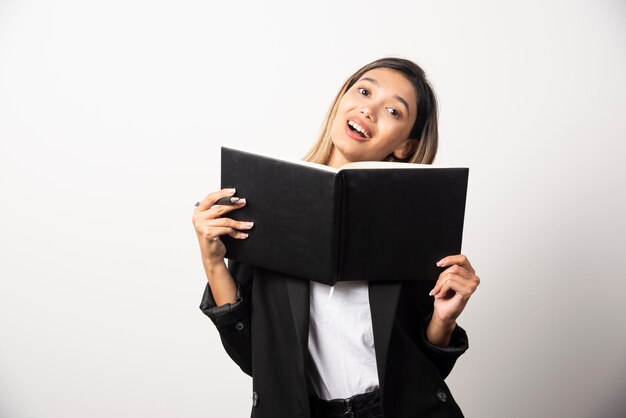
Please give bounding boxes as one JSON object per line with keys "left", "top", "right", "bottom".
{"left": 220, "top": 147, "right": 468, "bottom": 285}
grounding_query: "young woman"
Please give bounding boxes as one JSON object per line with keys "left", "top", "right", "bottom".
{"left": 192, "top": 57, "right": 480, "bottom": 418}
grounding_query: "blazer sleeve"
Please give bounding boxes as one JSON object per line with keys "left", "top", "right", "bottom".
{"left": 199, "top": 260, "right": 254, "bottom": 376}
{"left": 418, "top": 313, "right": 469, "bottom": 379}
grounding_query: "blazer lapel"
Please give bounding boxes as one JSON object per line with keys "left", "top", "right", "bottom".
{"left": 368, "top": 281, "right": 402, "bottom": 398}
{"left": 285, "top": 276, "right": 310, "bottom": 349}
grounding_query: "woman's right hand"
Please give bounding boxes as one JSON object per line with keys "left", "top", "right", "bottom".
{"left": 192, "top": 188, "right": 254, "bottom": 267}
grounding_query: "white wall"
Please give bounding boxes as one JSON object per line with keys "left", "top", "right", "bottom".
{"left": 1, "top": 0, "right": 625, "bottom": 417}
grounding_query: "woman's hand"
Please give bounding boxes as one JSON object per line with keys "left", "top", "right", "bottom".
{"left": 192, "top": 188, "right": 254, "bottom": 267}
{"left": 426, "top": 254, "right": 480, "bottom": 346}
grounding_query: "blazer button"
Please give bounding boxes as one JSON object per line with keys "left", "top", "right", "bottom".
{"left": 252, "top": 391, "right": 259, "bottom": 407}
{"left": 436, "top": 388, "right": 448, "bottom": 403}
{"left": 235, "top": 321, "right": 245, "bottom": 331}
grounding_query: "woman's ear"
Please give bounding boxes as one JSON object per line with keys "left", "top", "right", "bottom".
{"left": 392, "top": 138, "right": 418, "bottom": 160}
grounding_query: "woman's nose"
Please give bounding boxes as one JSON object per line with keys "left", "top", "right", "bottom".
{"left": 360, "top": 106, "right": 375, "bottom": 122}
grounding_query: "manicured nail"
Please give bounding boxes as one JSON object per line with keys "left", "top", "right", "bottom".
{"left": 436, "top": 260, "right": 444, "bottom": 267}
{"left": 245, "top": 222, "right": 254, "bottom": 228}
{"left": 239, "top": 233, "right": 249, "bottom": 239}
{"left": 429, "top": 290, "right": 434, "bottom": 296}
{"left": 228, "top": 188, "right": 236, "bottom": 195}
{"left": 237, "top": 198, "right": 246, "bottom": 204}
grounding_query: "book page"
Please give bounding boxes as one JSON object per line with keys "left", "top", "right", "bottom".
{"left": 338, "top": 161, "right": 441, "bottom": 170}
{"left": 222, "top": 147, "right": 461, "bottom": 172}
{"left": 294, "top": 159, "right": 339, "bottom": 173}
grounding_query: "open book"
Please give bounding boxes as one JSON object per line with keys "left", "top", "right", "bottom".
{"left": 220, "top": 147, "right": 469, "bottom": 285}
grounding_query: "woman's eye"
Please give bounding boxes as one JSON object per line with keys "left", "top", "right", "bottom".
{"left": 386, "top": 107, "right": 400, "bottom": 118}
{"left": 357, "top": 87, "right": 370, "bottom": 96}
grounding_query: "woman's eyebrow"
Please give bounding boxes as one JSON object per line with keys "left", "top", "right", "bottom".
{"left": 360, "top": 77, "right": 411, "bottom": 115}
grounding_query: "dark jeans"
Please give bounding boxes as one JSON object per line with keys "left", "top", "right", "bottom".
{"left": 310, "top": 390, "right": 383, "bottom": 418}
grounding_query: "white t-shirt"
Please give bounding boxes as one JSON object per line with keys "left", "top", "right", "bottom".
{"left": 307, "top": 280, "right": 380, "bottom": 400}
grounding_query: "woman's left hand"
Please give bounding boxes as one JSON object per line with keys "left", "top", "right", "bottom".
{"left": 430, "top": 254, "right": 480, "bottom": 323}
{"left": 425, "top": 254, "right": 480, "bottom": 346}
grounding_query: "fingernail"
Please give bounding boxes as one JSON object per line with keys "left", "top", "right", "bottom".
{"left": 228, "top": 188, "right": 236, "bottom": 195}
{"left": 237, "top": 198, "right": 246, "bottom": 204}
{"left": 429, "top": 290, "right": 434, "bottom": 296}
{"left": 239, "top": 233, "right": 249, "bottom": 239}
{"left": 436, "top": 260, "right": 444, "bottom": 267}
{"left": 245, "top": 222, "right": 254, "bottom": 228}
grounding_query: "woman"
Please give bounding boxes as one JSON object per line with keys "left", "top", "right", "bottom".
{"left": 192, "top": 57, "right": 480, "bottom": 418}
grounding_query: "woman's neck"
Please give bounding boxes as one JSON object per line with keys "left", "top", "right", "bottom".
{"left": 326, "top": 149, "right": 352, "bottom": 169}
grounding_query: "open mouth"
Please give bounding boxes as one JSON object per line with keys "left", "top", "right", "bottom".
{"left": 347, "top": 120, "right": 371, "bottom": 139}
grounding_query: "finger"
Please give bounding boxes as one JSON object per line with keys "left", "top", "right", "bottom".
{"left": 205, "top": 218, "right": 254, "bottom": 231}
{"left": 436, "top": 254, "right": 475, "bottom": 274}
{"left": 200, "top": 226, "right": 249, "bottom": 241}
{"left": 196, "top": 218, "right": 254, "bottom": 240}
{"left": 194, "top": 188, "right": 237, "bottom": 212}
{"left": 432, "top": 277, "right": 474, "bottom": 300}
{"left": 429, "top": 265, "right": 475, "bottom": 295}
{"left": 206, "top": 198, "right": 247, "bottom": 219}
{"left": 193, "top": 198, "right": 247, "bottom": 221}
{"left": 441, "top": 265, "right": 481, "bottom": 291}
{"left": 430, "top": 266, "right": 468, "bottom": 294}
{"left": 434, "top": 270, "right": 479, "bottom": 298}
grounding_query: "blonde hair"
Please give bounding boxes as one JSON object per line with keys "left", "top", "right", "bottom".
{"left": 303, "top": 57, "right": 439, "bottom": 165}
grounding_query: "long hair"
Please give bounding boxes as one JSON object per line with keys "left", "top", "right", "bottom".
{"left": 303, "top": 57, "right": 439, "bottom": 165}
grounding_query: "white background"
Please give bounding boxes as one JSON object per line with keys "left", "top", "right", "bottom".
{"left": 1, "top": 0, "right": 625, "bottom": 417}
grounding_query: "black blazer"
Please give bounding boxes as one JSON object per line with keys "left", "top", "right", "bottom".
{"left": 200, "top": 261, "right": 469, "bottom": 418}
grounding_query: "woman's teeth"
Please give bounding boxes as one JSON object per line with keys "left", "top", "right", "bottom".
{"left": 348, "top": 120, "right": 371, "bottom": 138}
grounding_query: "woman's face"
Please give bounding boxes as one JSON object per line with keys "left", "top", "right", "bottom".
{"left": 328, "top": 68, "right": 418, "bottom": 168}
